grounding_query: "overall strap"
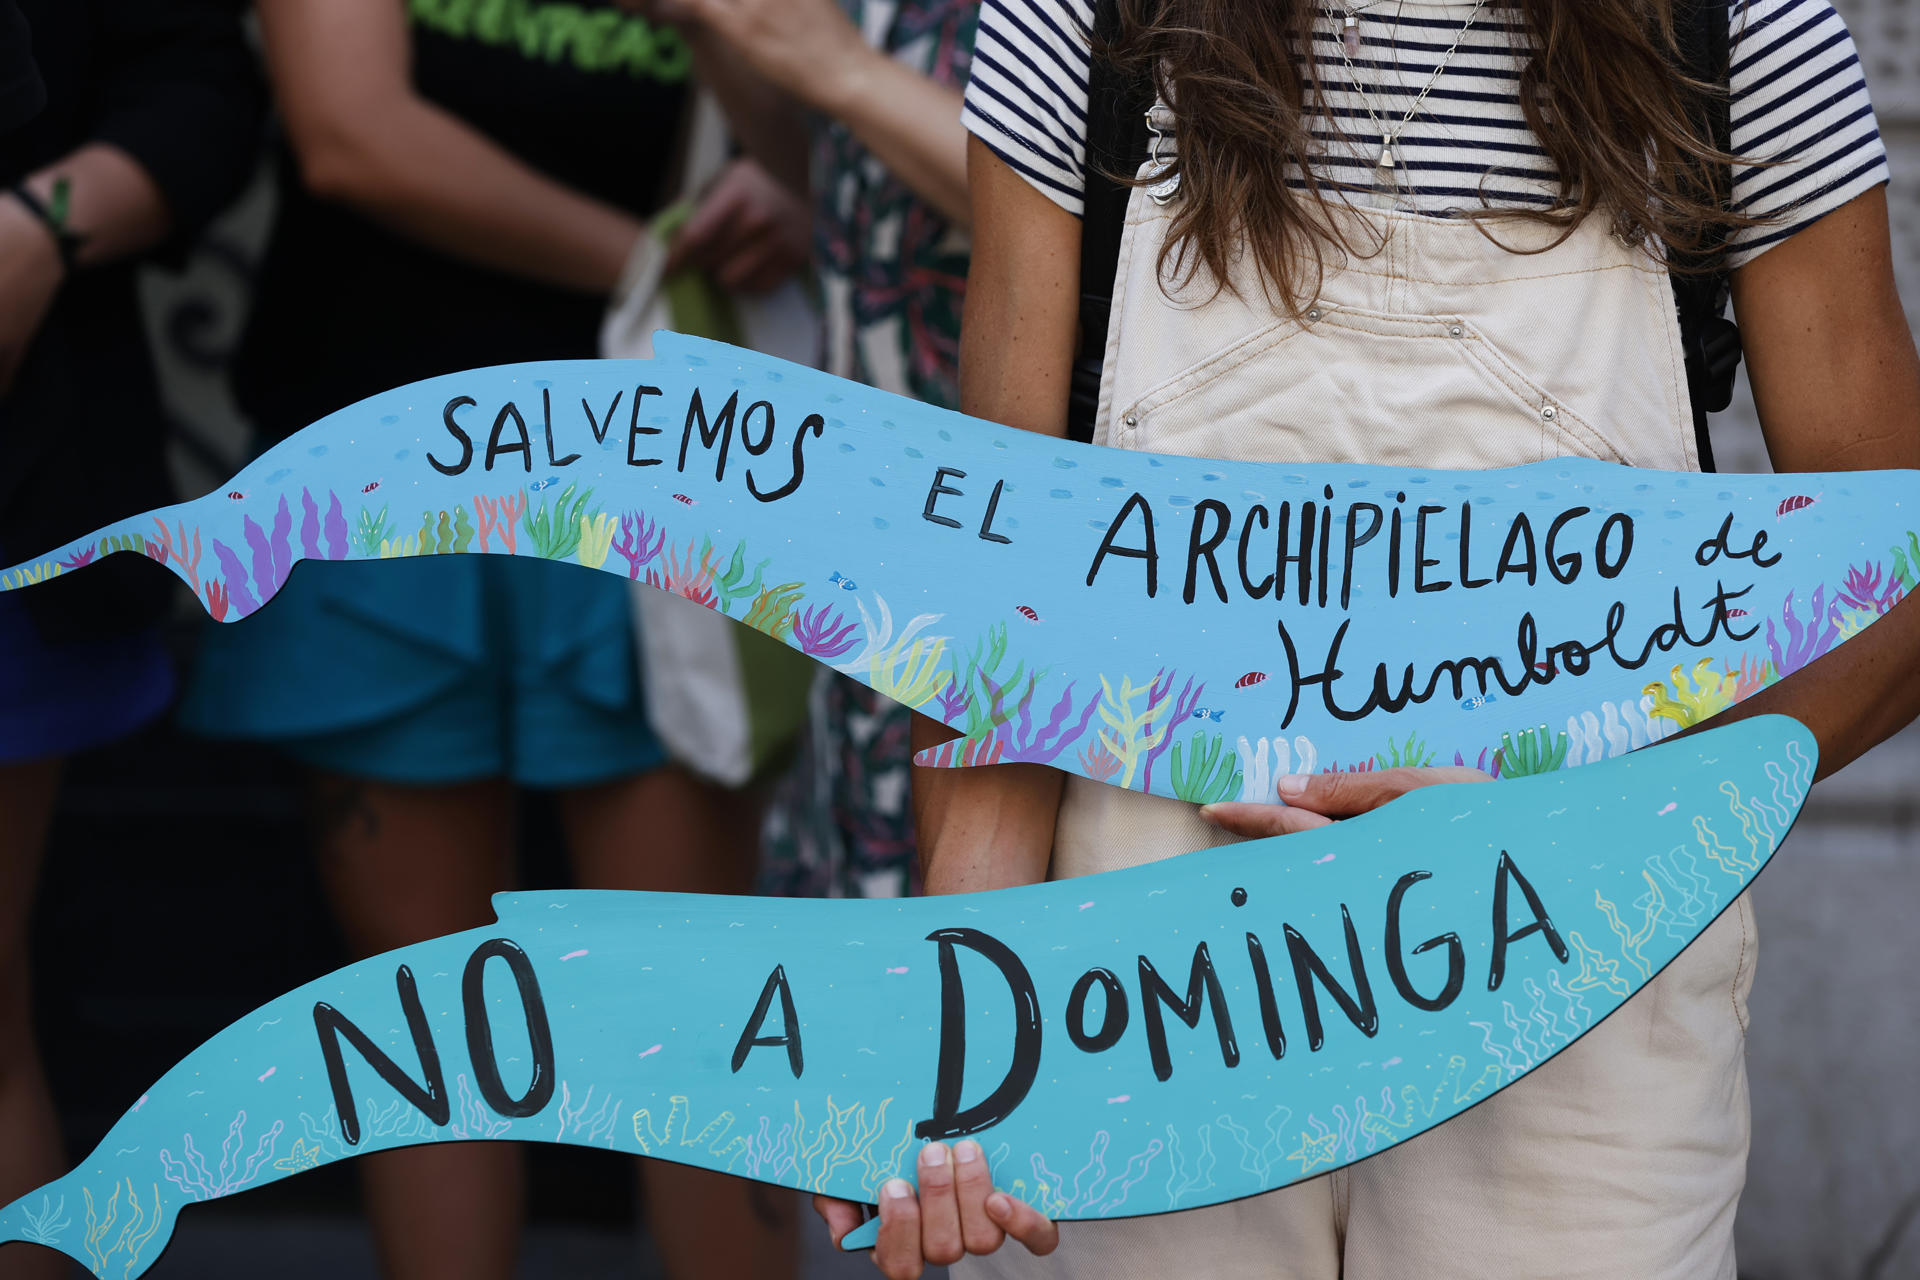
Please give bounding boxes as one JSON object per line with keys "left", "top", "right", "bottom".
{"left": 1068, "top": 0, "right": 1153, "bottom": 445}
{"left": 1671, "top": 0, "right": 1740, "bottom": 472}
{"left": 1070, "top": 1, "right": 1740, "bottom": 462}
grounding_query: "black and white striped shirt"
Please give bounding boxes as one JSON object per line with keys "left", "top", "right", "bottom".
{"left": 960, "top": 0, "right": 1888, "bottom": 264}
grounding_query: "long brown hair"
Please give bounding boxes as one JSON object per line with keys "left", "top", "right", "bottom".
{"left": 1106, "top": 0, "right": 1755, "bottom": 311}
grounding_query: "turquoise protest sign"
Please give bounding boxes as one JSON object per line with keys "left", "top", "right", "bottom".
{"left": 0, "top": 716, "right": 1811, "bottom": 1274}
{"left": 0, "top": 332, "right": 1910, "bottom": 793}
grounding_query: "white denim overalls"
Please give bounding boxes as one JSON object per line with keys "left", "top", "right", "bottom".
{"left": 968, "top": 117, "right": 1753, "bottom": 1280}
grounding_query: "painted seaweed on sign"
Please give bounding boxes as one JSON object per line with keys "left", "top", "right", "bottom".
{"left": 0, "top": 716, "right": 1812, "bottom": 1274}
{"left": 0, "top": 332, "right": 1910, "bottom": 798}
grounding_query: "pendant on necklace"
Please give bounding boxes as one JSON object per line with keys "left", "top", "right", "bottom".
{"left": 1342, "top": 12, "right": 1362, "bottom": 55}
{"left": 1371, "top": 145, "right": 1399, "bottom": 209}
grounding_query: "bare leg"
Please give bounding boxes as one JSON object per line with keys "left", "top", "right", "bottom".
{"left": 0, "top": 758, "right": 68, "bottom": 1280}
{"left": 311, "top": 774, "right": 521, "bottom": 1280}
{"left": 562, "top": 767, "right": 797, "bottom": 1280}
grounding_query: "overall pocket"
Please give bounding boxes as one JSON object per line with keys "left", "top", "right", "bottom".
{"left": 1117, "top": 303, "right": 1613, "bottom": 470}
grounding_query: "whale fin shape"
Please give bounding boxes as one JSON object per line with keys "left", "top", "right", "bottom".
{"left": 0, "top": 1171, "right": 174, "bottom": 1276}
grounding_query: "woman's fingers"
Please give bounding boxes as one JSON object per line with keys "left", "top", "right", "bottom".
{"left": 839, "top": 1149, "right": 1057, "bottom": 1275}
{"left": 914, "top": 1142, "right": 965, "bottom": 1266}
{"left": 1198, "top": 801, "right": 1335, "bottom": 838}
{"left": 1278, "top": 765, "right": 1493, "bottom": 817}
{"left": 873, "top": 1179, "right": 924, "bottom": 1280}
{"left": 662, "top": 198, "right": 739, "bottom": 278}
{"left": 666, "top": 160, "right": 808, "bottom": 290}
{"left": 713, "top": 231, "right": 795, "bottom": 295}
{"left": 1199, "top": 765, "right": 1492, "bottom": 837}
{"left": 985, "top": 1190, "right": 1061, "bottom": 1257}
{"left": 951, "top": 1139, "right": 1006, "bottom": 1255}
{"left": 811, "top": 1193, "right": 866, "bottom": 1248}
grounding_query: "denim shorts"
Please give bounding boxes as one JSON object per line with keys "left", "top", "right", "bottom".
{"left": 180, "top": 553, "right": 664, "bottom": 788}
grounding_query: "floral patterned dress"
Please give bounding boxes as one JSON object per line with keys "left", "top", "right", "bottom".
{"left": 757, "top": 0, "right": 977, "bottom": 898}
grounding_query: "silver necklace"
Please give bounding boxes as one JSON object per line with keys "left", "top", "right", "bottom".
{"left": 1330, "top": 0, "right": 1488, "bottom": 192}
{"left": 1338, "top": 0, "right": 1389, "bottom": 54}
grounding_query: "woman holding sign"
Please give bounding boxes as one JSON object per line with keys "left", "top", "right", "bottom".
{"left": 834, "top": 0, "right": 1920, "bottom": 1277}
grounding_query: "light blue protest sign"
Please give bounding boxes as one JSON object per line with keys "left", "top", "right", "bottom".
{"left": 0, "top": 333, "right": 1910, "bottom": 794}
{"left": 0, "top": 715, "right": 1811, "bottom": 1275}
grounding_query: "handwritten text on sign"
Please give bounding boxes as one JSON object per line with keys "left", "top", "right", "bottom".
{"left": 0, "top": 718, "right": 1812, "bottom": 1275}
{"left": 0, "top": 332, "right": 1907, "bottom": 797}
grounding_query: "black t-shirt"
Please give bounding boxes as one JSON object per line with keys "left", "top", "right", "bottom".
{"left": 0, "top": 0, "right": 44, "bottom": 133}
{"left": 236, "top": 0, "right": 693, "bottom": 439}
{"left": 0, "top": 0, "right": 261, "bottom": 637}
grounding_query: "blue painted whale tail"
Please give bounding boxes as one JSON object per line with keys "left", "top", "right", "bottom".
{"left": 0, "top": 507, "right": 190, "bottom": 600}
{"left": 0, "top": 1172, "right": 177, "bottom": 1277}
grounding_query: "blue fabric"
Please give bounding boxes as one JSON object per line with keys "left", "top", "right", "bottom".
{"left": 179, "top": 554, "right": 664, "bottom": 788}
{"left": 0, "top": 584, "right": 173, "bottom": 764}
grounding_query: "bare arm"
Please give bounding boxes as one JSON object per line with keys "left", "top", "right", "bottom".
{"left": 656, "top": 0, "right": 971, "bottom": 225}
{"left": 17, "top": 143, "right": 173, "bottom": 265}
{"left": 915, "top": 138, "right": 1083, "bottom": 896}
{"left": 3, "top": 0, "right": 261, "bottom": 392}
{"left": 1681, "top": 187, "right": 1920, "bottom": 778}
{"left": 258, "top": 0, "right": 646, "bottom": 295}
{"left": 0, "top": 144, "right": 173, "bottom": 390}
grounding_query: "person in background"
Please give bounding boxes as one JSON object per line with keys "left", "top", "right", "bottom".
{"left": 862, "top": 0, "right": 1920, "bottom": 1276}
{"left": 0, "top": 4, "right": 262, "bottom": 1279}
{"left": 636, "top": 6, "right": 1061, "bottom": 1271}
{"left": 646, "top": 0, "right": 977, "bottom": 907}
{"left": 178, "top": 2, "right": 807, "bottom": 1277}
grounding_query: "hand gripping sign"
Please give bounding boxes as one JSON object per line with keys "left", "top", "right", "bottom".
{"left": 0, "top": 332, "right": 1892, "bottom": 1273}
{"left": 1, "top": 715, "right": 1812, "bottom": 1275}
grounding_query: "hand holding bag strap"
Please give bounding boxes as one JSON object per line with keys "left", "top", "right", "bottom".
{"left": 1671, "top": 0, "right": 1740, "bottom": 472}
{"left": 1068, "top": 0, "right": 1154, "bottom": 444}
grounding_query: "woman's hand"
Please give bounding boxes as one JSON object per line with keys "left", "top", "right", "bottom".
{"left": 664, "top": 158, "right": 811, "bottom": 295}
{"left": 641, "top": 0, "right": 874, "bottom": 105}
{"left": 812, "top": 1140, "right": 1060, "bottom": 1279}
{"left": 1201, "top": 765, "right": 1493, "bottom": 838}
{"left": 638, "top": 0, "right": 972, "bottom": 223}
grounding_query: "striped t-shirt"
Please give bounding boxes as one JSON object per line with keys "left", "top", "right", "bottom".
{"left": 960, "top": 0, "right": 1889, "bottom": 264}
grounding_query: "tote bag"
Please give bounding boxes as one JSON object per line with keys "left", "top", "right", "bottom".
{"left": 600, "top": 93, "right": 819, "bottom": 786}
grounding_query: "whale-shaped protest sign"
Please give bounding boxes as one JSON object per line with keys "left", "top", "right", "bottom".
{"left": 0, "top": 715, "right": 1811, "bottom": 1274}
{"left": 0, "top": 332, "right": 1909, "bottom": 795}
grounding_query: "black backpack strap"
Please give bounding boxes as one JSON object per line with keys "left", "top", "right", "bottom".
{"left": 1068, "top": 0, "right": 1154, "bottom": 445}
{"left": 1671, "top": 0, "right": 1740, "bottom": 472}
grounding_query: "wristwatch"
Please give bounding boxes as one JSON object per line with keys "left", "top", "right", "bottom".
{"left": 7, "top": 176, "right": 82, "bottom": 272}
